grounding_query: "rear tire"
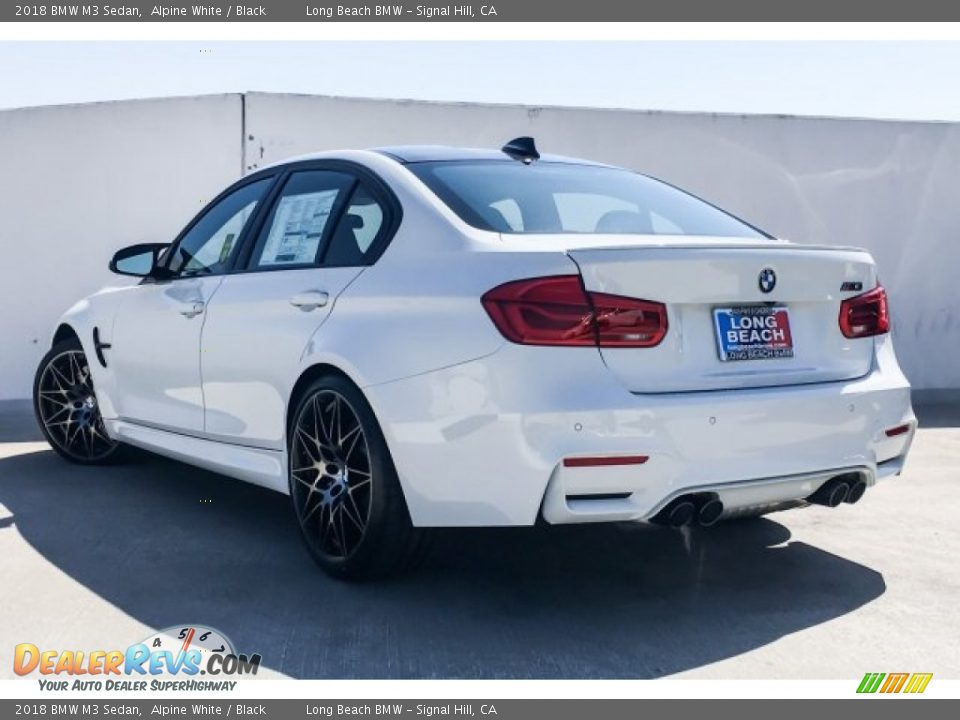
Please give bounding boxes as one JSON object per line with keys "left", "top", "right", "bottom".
{"left": 288, "top": 375, "right": 423, "bottom": 580}
{"left": 33, "top": 338, "right": 121, "bottom": 465}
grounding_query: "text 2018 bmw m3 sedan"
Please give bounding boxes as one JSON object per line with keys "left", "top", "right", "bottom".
{"left": 34, "top": 138, "right": 915, "bottom": 578}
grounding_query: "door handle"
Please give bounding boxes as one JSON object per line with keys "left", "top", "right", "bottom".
{"left": 290, "top": 290, "right": 329, "bottom": 311}
{"left": 178, "top": 301, "right": 205, "bottom": 319}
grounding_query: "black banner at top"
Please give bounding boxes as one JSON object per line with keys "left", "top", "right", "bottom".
{"left": 4, "top": 0, "right": 960, "bottom": 22}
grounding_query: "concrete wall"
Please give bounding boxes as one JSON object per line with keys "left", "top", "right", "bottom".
{"left": 0, "top": 94, "right": 242, "bottom": 400}
{"left": 1, "top": 91, "right": 957, "bottom": 398}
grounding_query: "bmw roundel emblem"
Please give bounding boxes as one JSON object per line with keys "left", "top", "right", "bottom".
{"left": 758, "top": 267, "right": 777, "bottom": 294}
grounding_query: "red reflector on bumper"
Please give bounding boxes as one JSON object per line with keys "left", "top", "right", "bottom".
{"left": 885, "top": 424, "right": 911, "bottom": 438}
{"left": 563, "top": 455, "right": 649, "bottom": 468}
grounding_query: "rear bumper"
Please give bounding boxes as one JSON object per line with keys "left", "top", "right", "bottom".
{"left": 548, "top": 466, "right": 874, "bottom": 526}
{"left": 541, "top": 386, "right": 913, "bottom": 525}
{"left": 366, "top": 336, "right": 914, "bottom": 527}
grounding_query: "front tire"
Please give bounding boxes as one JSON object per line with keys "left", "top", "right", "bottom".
{"left": 288, "top": 375, "right": 423, "bottom": 580}
{"left": 33, "top": 338, "right": 120, "bottom": 464}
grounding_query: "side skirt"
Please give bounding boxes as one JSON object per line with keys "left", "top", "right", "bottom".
{"left": 106, "top": 419, "right": 289, "bottom": 494}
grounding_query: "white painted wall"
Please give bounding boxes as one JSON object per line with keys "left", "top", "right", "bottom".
{"left": 1, "top": 92, "right": 957, "bottom": 398}
{"left": 0, "top": 94, "right": 242, "bottom": 400}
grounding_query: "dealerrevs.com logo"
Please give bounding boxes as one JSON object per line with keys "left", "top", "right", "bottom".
{"left": 14, "top": 625, "right": 262, "bottom": 692}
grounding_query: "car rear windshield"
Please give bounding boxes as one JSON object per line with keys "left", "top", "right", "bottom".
{"left": 407, "top": 160, "right": 768, "bottom": 238}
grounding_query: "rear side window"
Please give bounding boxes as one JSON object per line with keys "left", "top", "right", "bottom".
{"left": 323, "top": 184, "right": 387, "bottom": 267}
{"left": 407, "top": 161, "right": 767, "bottom": 238}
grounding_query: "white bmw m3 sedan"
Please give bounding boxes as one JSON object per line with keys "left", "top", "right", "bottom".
{"left": 34, "top": 137, "right": 916, "bottom": 578}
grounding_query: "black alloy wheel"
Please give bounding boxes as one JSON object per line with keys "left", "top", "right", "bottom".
{"left": 288, "top": 375, "right": 425, "bottom": 579}
{"left": 34, "top": 339, "right": 119, "bottom": 464}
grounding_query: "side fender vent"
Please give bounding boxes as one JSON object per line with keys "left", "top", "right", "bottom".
{"left": 92, "top": 327, "right": 111, "bottom": 368}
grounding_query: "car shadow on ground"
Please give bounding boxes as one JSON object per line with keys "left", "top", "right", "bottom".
{"left": 0, "top": 443, "right": 887, "bottom": 679}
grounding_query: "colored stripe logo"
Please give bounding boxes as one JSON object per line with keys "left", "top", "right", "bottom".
{"left": 857, "top": 672, "right": 933, "bottom": 694}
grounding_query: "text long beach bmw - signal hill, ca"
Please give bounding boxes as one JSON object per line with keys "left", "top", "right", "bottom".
{"left": 305, "top": 5, "right": 498, "bottom": 17}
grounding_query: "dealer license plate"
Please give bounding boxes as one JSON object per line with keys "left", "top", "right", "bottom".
{"left": 713, "top": 306, "right": 794, "bottom": 362}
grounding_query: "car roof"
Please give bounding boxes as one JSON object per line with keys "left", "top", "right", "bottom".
{"left": 372, "top": 145, "right": 614, "bottom": 167}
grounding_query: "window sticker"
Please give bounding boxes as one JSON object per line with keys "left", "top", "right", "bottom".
{"left": 259, "top": 190, "right": 339, "bottom": 266}
{"left": 218, "top": 234, "right": 235, "bottom": 264}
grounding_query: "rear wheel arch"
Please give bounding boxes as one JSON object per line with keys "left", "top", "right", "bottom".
{"left": 286, "top": 363, "right": 364, "bottom": 442}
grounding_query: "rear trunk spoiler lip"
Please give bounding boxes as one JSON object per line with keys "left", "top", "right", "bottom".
{"left": 565, "top": 241, "right": 871, "bottom": 255}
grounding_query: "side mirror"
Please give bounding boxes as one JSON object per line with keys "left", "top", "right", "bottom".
{"left": 109, "top": 243, "right": 169, "bottom": 278}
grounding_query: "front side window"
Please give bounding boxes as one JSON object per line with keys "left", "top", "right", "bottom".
{"left": 168, "top": 178, "right": 272, "bottom": 276}
{"left": 407, "top": 161, "right": 768, "bottom": 239}
{"left": 249, "top": 171, "right": 354, "bottom": 269}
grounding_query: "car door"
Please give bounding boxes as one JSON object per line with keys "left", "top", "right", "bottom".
{"left": 200, "top": 166, "right": 396, "bottom": 449}
{"left": 109, "top": 177, "right": 274, "bottom": 433}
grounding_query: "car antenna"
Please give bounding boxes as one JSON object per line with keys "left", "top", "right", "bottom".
{"left": 501, "top": 136, "right": 540, "bottom": 164}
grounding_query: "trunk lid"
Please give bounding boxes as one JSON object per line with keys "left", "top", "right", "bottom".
{"left": 567, "top": 241, "right": 878, "bottom": 393}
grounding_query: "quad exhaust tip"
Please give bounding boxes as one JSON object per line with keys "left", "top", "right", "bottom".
{"left": 810, "top": 480, "right": 850, "bottom": 507}
{"left": 845, "top": 478, "right": 868, "bottom": 504}
{"left": 654, "top": 495, "right": 725, "bottom": 528}
{"left": 698, "top": 498, "right": 725, "bottom": 527}
{"left": 653, "top": 474, "right": 868, "bottom": 527}
{"left": 807, "top": 474, "right": 870, "bottom": 508}
{"left": 808, "top": 477, "right": 859, "bottom": 508}
{"left": 666, "top": 500, "right": 697, "bottom": 528}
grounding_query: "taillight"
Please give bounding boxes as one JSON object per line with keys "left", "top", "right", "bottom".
{"left": 590, "top": 292, "right": 668, "bottom": 347}
{"left": 481, "top": 275, "right": 667, "bottom": 348}
{"left": 481, "top": 276, "right": 595, "bottom": 346}
{"left": 839, "top": 284, "right": 890, "bottom": 339}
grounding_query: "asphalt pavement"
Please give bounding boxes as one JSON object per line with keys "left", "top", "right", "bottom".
{"left": 0, "top": 396, "right": 957, "bottom": 679}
